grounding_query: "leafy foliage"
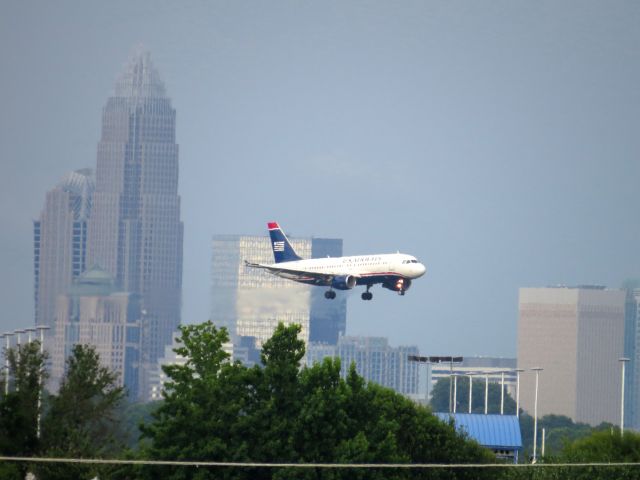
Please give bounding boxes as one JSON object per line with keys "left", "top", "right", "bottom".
{"left": 37, "top": 344, "right": 126, "bottom": 480}
{"left": 140, "top": 321, "right": 498, "bottom": 480}
{"left": 519, "top": 412, "right": 613, "bottom": 458}
{"left": 0, "top": 340, "right": 47, "bottom": 480}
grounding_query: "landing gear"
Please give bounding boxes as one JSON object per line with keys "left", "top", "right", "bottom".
{"left": 361, "top": 285, "right": 373, "bottom": 301}
{"left": 324, "top": 290, "right": 336, "bottom": 300}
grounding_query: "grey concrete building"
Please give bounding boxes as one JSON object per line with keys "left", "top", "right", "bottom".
{"left": 86, "top": 50, "right": 183, "bottom": 389}
{"left": 517, "top": 286, "right": 625, "bottom": 426}
{"left": 210, "top": 234, "right": 346, "bottom": 350}
{"left": 34, "top": 169, "right": 94, "bottom": 337}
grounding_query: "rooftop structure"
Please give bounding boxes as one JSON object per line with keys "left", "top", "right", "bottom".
{"left": 435, "top": 413, "right": 522, "bottom": 463}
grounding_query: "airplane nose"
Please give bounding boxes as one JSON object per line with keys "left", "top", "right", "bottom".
{"left": 416, "top": 263, "right": 426, "bottom": 278}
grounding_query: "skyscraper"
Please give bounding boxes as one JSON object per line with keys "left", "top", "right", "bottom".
{"left": 622, "top": 280, "right": 640, "bottom": 429}
{"left": 87, "top": 50, "right": 183, "bottom": 380}
{"left": 211, "top": 234, "right": 346, "bottom": 350}
{"left": 34, "top": 169, "right": 94, "bottom": 335}
{"left": 517, "top": 286, "right": 625, "bottom": 425}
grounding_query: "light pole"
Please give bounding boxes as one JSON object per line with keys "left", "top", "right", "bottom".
{"left": 0, "top": 334, "right": 5, "bottom": 396}
{"left": 619, "top": 357, "right": 630, "bottom": 436}
{"left": 484, "top": 373, "right": 489, "bottom": 415}
{"left": 407, "top": 355, "right": 463, "bottom": 409}
{"left": 452, "top": 374, "right": 458, "bottom": 414}
{"left": 532, "top": 367, "right": 543, "bottom": 463}
{"left": 500, "top": 371, "right": 505, "bottom": 415}
{"left": 14, "top": 330, "right": 25, "bottom": 392}
{"left": 25, "top": 327, "right": 36, "bottom": 343}
{"left": 515, "top": 368, "right": 524, "bottom": 417}
{"left": 15, "top": 329, "right": 25, "bottom": 347}
{"left": 468, "top": 373, "right": 474, "bottom": 413}
{"left": 35, "top": 325, "right": 50, "bottom": 439}
{"left": 3, "top": 332, "right": 12, "bottom": 395}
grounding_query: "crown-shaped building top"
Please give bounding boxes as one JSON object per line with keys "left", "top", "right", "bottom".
{"left": 114, "top": 47, "right": 166, "bottom": 98}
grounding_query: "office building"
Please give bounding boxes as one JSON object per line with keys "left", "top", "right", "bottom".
{"left": 306, "top": 336, "right": 420, "bottom": 397}
{"left": 50, "top": 267, "right": 141, "bottom": 397}
{"left": 517, "top": 286, "right": 625, "bottom": 425}
{"left": 34, "top": 169, "right": 94, "bottom": 338}
{"left": 210, "top": 234, "right": 346, "bottom": 350}
{"left": 86, "top": 50, "right": 183, "bottom": 384}
{"left": 623, "top": 280, "right": 640, "bottom": 429}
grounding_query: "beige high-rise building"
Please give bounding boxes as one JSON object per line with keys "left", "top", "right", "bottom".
{"left": 517, "top": 286, "right": 625, "bottom": 425}
{"left": 51, "top": 267, "right": 141, "bottom": 397}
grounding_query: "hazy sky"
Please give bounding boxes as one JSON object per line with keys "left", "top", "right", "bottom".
{"left": 1, "top": 1, "right": 639, "bottom": 357}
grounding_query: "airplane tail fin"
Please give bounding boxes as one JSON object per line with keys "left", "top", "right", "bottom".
{"left": 268, "top": 222, "right": 302, "bottom": 263}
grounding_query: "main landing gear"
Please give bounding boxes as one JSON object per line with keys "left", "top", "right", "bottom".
{"left": 324, "top": 290, "right": 337, "bottom": 299}
{"left": 361, "top": 285, "right": 373, "bottom": 301}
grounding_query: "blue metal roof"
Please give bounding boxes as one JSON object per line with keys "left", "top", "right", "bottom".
{"left": 435, "top": 413, "right": 522, "bottom": 450}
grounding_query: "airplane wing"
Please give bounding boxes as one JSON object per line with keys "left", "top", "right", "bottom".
{"left": 244, "top": 261, "right": 333, "bottom": 285}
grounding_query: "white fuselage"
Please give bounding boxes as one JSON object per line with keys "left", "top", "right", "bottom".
{"left": 269, "top": 253, "right": 426, "bottom": 282}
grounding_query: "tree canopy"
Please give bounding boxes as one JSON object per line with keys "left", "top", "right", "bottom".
{"left": 140, "top": 321, "right": 497, "bottom": 480}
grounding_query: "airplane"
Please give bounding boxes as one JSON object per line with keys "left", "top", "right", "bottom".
{"left": 245, "top": 222, "right": 426, "bottom": 300}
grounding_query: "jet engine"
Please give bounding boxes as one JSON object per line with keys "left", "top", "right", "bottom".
{"left": 331, "top": 275, "right": 357, "bottom": 290}
{"left": 383, "top": 278, "right": 412, "bottom": 292}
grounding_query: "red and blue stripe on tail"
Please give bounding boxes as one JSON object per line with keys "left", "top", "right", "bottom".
{"left": 268, "top": 222, "right": 302, "bottom": 263}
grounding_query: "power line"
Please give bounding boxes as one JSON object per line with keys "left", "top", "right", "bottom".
{"left": 1, "top": 457, "right": 640, "bottom": 469}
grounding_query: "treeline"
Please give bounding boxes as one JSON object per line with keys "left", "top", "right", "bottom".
{"left": 0, "top": 321, "right": 495, "bottom": 479}
{"left": 2, "top": 321, "right": 640, "bottom": 479}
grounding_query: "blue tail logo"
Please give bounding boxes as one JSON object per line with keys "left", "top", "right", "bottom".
{"left": 268, "top": 222, "right": 302, "bottom": 263}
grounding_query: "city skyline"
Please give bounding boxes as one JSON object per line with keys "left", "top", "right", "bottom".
{"left": 2, "top": 2, "right": 640, "bottom": 358}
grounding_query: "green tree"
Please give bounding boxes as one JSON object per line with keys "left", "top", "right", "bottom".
{"left": 140, "top": 321, "right": 499, "bottom": 480}
{"left": 140, "top": 321, "right": 252, "bottom": 480}
{"left": 0, "top": 340, "right": 47, "bottom": 480}
{"left": 37, "top": 344, "right": 126, "bottom": 480}
{"left": 519, "top": 413, "right": 612, "bottom": 459}
{"left": 254, "top": 323, "right": 305, "bottom": 461}
{"left": 430, "top": 376, "right": 517, "bottom": 415}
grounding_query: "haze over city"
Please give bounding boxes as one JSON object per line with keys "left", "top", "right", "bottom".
{"left": 2, "top": 1, "right": 639, "bottom": 357}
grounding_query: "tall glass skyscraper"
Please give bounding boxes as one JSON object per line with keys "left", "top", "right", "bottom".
{"left": 34, "top": 169, "right": 94, "bottom": 334}
{"left": 211, "top": 234, "right": 346, "bottom": 349}
{"left": 87, "top": 50, "right": 183, "bottom": 381}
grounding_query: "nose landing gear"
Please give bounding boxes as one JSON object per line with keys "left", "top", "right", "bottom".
{"left": 361, "top": 285, "right": 373, "bottom": 301}
{"left": 324, "top": 290, "right": 336, "bottom": 299}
